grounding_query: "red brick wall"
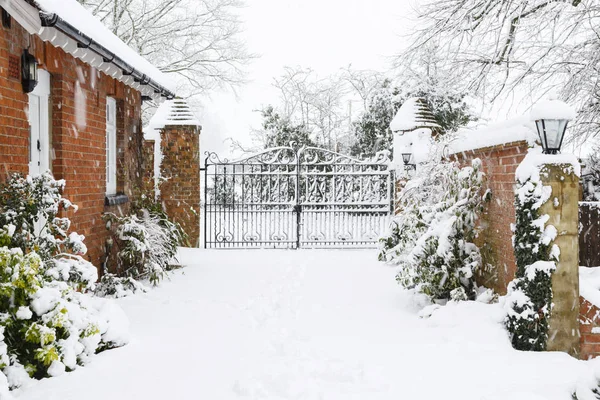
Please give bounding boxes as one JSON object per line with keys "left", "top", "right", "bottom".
{"left": 0, "top": 19, "right": 146, "bottom": 271}
{"left": 159, "top": 125, "right": 201, "bottom": 247}
{"left": 0, "top": 20, "right": 31, "bottom": 178}
{"left": 579, "top": 297, "right": 600, "bottom": 359}
{"left": 450, "top": 141, "right": 529, "bottom": 294}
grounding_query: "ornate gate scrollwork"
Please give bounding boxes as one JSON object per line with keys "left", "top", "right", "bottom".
{"left": 203, "top": 145, "right": 393, "bottom": 249}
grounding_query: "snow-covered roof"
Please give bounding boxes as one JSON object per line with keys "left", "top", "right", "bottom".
{"left": 448, "top": 116, "right": 539, "bottom": 155}
{"left": 390, "top": 98, "right": 441, "bottom": 133}
{"left": 11, "top": 0, "right": 176, "bottom": 99}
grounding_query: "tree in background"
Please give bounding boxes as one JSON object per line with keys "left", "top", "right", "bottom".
{"left": 583, "top": 144, "right": 600, "bottom": 201}
{"left": 399, "top": 0, "right": 599, "bottom": 145}
{"left": 77, "top": 0, "right": 253, "bottom": 97}
{"left": 350, "top": 79, "right": 475, "bottom": 159}
{"left": 350, "top": 80, "right": 400, "bottom": 159}
{"left": 268, "top": 67, "right": 349, "bottom": 151}
{"left": 257, "top": 106, "right": 317, "bottom": 150}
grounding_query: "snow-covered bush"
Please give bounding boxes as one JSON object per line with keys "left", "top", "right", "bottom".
{"left": 0, "top": 173, "right": 97, "bottom": 291}
{"left": 105, "top": 197, "right": 186, "bottom": 286}
{"left": 0, "top": 173, "right": 78, "bottom": 259}
{"left": 0, "top": 244, "right": 127, "bottom": 384}
{"left": 0, "top": 173, "right": 129, "bottom": 387}
{"left": 505, "top": 159, "right": 559, "bottom": 351}
{"left": 94, "top": 274, "right": 147, "bottom": 298}
{"left": 381, "top": 157, "right": 489, "bottom": 301}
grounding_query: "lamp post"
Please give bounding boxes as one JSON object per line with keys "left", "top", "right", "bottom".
{"left": 21, "top": 49, "right": 38, "bottom": 94}
{"left": 530, "top": 98, "right": 576, "bottom": 154}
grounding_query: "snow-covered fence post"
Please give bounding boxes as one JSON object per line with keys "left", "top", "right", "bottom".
{"left": 144, "top": 99, "right": 202, "bottom": 247}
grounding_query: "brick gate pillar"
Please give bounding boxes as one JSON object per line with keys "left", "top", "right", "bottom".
{"left": 145, "top": 99, "right": 202, "bottom": 247}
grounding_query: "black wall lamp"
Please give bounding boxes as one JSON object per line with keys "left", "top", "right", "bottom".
{"left": 21, "top": 49, "right": 38, "bottom": 94}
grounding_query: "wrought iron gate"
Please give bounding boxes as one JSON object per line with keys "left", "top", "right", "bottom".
{"left": 203, "top": 146, "right": 393, "bottom": 249}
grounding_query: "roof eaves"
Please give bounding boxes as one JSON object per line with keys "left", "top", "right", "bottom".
{"left": 38, "top": 12, "right": 175, "bottom": 100}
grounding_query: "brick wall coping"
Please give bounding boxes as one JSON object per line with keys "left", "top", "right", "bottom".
{"left": 449, "top": 140, "right": 530, "bottom": 158}
{"left": 447, "top": 116, "right": 537, "bottom": 155}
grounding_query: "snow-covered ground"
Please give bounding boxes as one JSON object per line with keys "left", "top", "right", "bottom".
{"left": 13, "top": 250, "right": 600, "bottom": 400}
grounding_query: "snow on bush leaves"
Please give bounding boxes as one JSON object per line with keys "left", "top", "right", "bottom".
{"left": 0, "top": 173, "right": 129, "bottom": 391}
{"left": 380, "top": 158, "right": 489, "bottom": 301}
{"left": 104, "top": 204, "right": 186, "bottom": 286}
{"left": 94, "top": 274, "right": 148, "bottom": 298}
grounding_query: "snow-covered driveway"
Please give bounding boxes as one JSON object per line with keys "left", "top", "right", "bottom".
{"left": 14, "top": 250, "right": 598, "bottom": 400}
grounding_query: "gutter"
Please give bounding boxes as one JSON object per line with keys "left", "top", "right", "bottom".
{"left": 40, "top": 12, "right": 175, "bottom": 100}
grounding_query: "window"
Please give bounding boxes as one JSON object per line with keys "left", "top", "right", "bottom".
{"left": 106, "top": 97, "right": 117, "bottom": 195}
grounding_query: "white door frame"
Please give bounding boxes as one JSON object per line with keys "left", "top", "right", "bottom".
{"left": 28, "top": 69, "right": 50, "bottom": 176}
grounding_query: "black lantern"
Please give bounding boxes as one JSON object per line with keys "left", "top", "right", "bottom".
{"left": 534, "top": 119, "right": 569, "bottom": 155}
{"left": 530, "top": 98, "right": 575, "bottom": 155}
{"left": 401, "top": 152, "right": 416, "bottom": 170}
{"left": 21, "top": 49, "right": 38, "bottom": 93}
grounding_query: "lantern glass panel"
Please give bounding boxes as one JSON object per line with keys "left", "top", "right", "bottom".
{"left": 29, "top": 60, "right": 37, "bottom": 82}
{"left": 536, "top": 119, "right": 568, "bottom": 153}
{"left": 402, "top": 153, "right": 412, "bottom": 165}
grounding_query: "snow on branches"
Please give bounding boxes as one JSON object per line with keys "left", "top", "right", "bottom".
{"left": 380, "top": 155, "right": 490, "bottom": 301}
{"left": 401, "top": 0, "right": 598, "bottom": 144}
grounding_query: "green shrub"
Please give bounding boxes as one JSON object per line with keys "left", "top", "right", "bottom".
{"left": 104, "top": 196, "right": 187, "bottom": 285}
{"left": 0, "top": 173, "right": 128, "bottom": 388}
{"left": 382, "top": 159, "right": 489, "bottom": 301}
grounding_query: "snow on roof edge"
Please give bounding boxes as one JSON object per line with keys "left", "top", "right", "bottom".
{"left": 32, "top": 0, "right": 176, "bottom": 95}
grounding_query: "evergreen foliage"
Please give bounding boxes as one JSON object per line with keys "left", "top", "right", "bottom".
{"left": 104, "top": 194, "right": 187, "bottom": 286}
{"left": 380, "top": 157, "right": 489, "bottom": 301}
{"left": 350, "top": 80, "right": 475, "bottom": 159}
{"left": 260, "top": 106, "right": 317, "bottom": 150}
{"left": 505, "top": 166, "right": 557, "bottom": 351}
{"left": 0, "top": 174, "right": 126, "bottom": 387}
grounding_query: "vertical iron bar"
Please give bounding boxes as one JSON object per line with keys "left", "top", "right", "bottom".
{"left": 203, "top": 157, "right": 208, "bottom": 249}
{"left": 241, "top": 164, "right": 245, "bottom": 247}
{"left": 295, "top": 148, "right": 301, "bottom": 249}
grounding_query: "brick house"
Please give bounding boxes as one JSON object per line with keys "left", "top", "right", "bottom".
{"left": 0, "top": 0, "right": 177, "bottom": 269}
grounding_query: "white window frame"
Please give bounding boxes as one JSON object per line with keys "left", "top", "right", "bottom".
{"left": 106, "top": 97, "right": 117, "bottom": 195}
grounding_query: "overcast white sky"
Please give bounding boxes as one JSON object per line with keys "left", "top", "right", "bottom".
{"left": 198, "top": 0, "right": 417, "bottom": 158}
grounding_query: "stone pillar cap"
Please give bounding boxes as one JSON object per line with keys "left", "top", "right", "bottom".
{"left": 146, "top": 98, "right": 201, "bottom": 133}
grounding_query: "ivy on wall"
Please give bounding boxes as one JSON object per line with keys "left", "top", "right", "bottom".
{"left": 505, "top": 165, "right": 558, "bottom": 351}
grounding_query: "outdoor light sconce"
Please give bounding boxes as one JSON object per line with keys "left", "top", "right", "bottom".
{"left": 21, "top": 49, "right": 38, "bottom": 94}
{"left": 530, "top": 98, "right": 575, "bottom": 155}
{"left": 402, "top": 152, "right": 416, "bottom": 170}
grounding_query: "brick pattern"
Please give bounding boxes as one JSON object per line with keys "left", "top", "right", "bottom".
{"left": 451, "top": 141, "right": 529, "bottom": 294}
{"left": 0, "top": 20, "right": 147, "bottom": 271}
{"left": 579, "top": 296, "right": 600, "bottom": 359}
{"left": 159, "top": 125, "right": 201, "bottom": 247}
